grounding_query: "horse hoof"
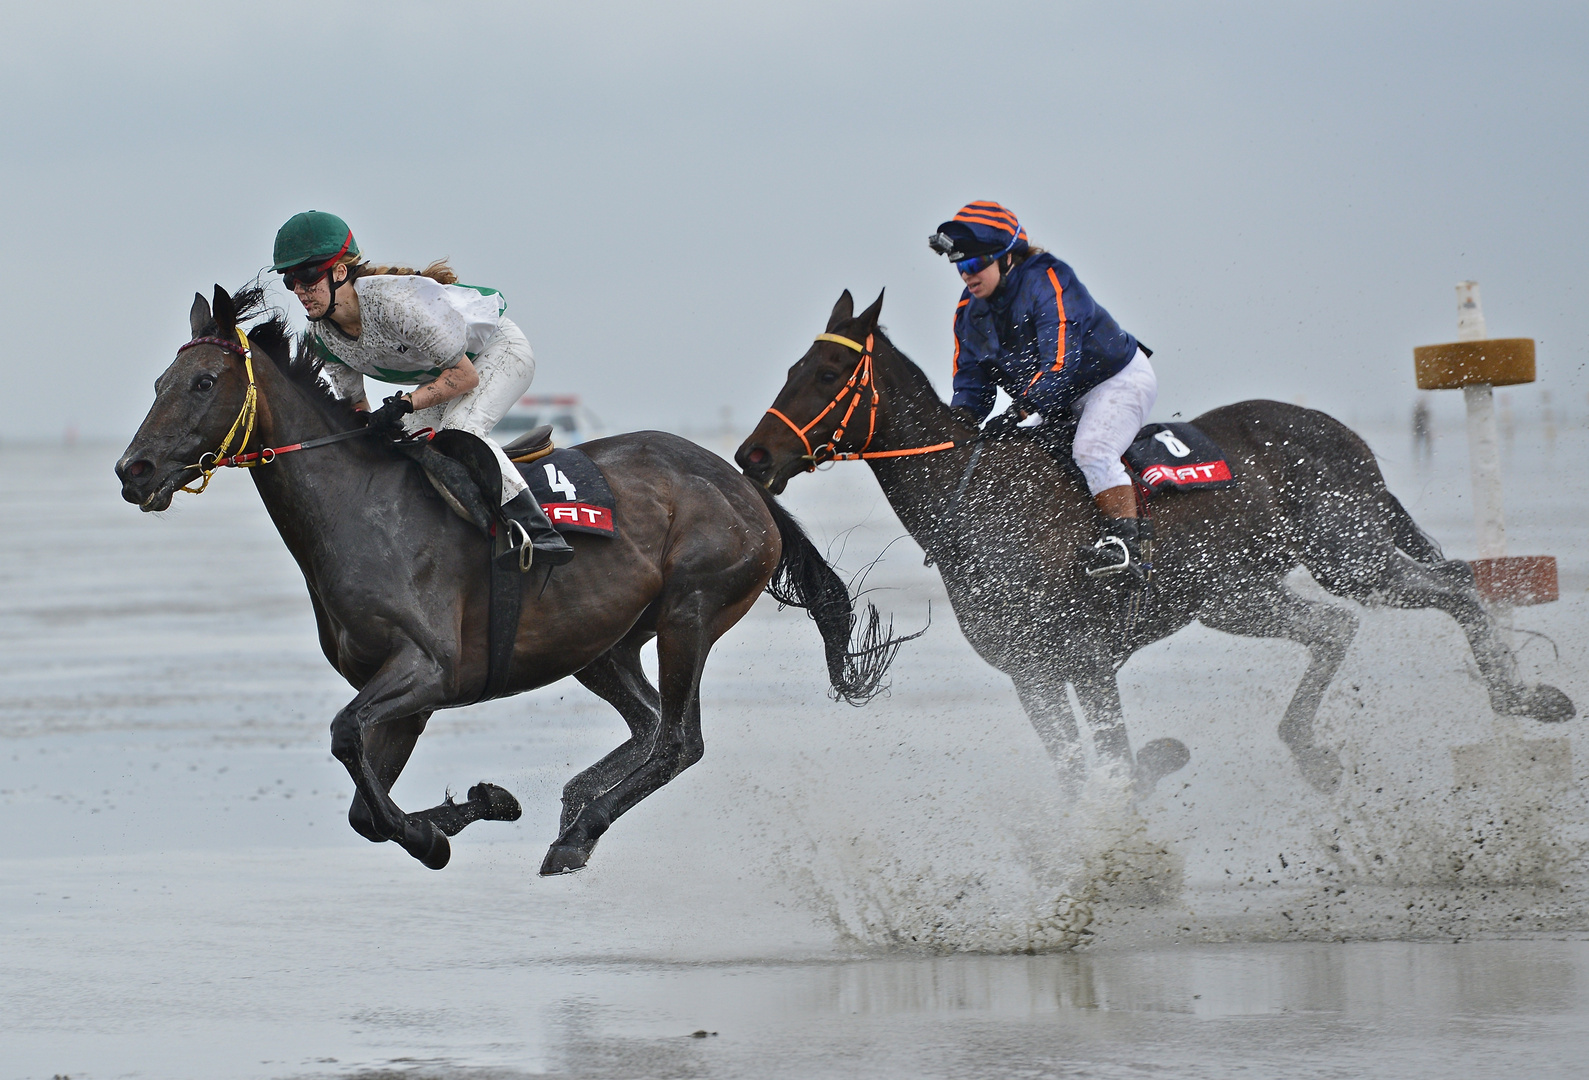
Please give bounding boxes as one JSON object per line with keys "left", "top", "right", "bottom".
{"left": 1134, "top": 738, "right": 1191, "bottom": 792}
{"left": 409, "top": 821, "right": 451, "bottom": 870}
{"left": 468, "top": 782, "right": 523, "bottom": 822}
{"left": 539, "top": 844, "right": 591, "bottom": 876}
{"left": 1293, "top": 744, "right": 1343, "bottom": 794}
{"left": 1519, "top": 685, "right": 1576, "bottom": 724}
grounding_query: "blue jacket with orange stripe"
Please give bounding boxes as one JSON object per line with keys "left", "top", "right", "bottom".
{"left": 951, "top": 252, "right": 1138, "bottom": 421}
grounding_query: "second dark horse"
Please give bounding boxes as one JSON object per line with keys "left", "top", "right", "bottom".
{"left": 737, "top": 290, "right": 1574, "bottom": 795}
{"left": 116, "top": 285, "right": 902, "bottom": 874}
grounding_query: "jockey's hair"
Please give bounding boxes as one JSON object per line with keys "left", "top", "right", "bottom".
{"left": 344, "top": 257, "right": 460, "bottom": 285}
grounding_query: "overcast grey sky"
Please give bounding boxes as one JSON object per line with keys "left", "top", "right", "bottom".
{"left": 2, "top": 0, "right": 1585, "bottom": 442}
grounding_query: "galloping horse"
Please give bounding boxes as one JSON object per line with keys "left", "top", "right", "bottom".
{"left": 117, "top": 285, "right": 902, "bottom": 874}
{"left": 736, "top": 290, "right": 1574, "bottom": 794}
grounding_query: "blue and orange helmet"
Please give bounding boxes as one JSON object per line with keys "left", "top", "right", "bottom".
{"left": 928, "top": 201, "right": 1029, "bottom": 267}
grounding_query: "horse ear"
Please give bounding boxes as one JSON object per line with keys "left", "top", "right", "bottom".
{"left": 826, "top": 290, "right": 855, "bottom": 331}
{"left": 189, "top": 292, "right": 212, "bottom": 337}
{"left": 211, "top": 285, "right": 237, "bottom": 337}
{"left": 856, "top": 287, "right": 885, "bottom": 332}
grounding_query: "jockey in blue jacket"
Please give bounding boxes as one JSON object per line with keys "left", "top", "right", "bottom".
{"left": 930, "top": 200, "right": 1158, "bottom": 581}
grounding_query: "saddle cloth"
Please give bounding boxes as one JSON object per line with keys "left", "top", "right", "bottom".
{"left": 520, "top": 448, "right": 617, "bottom": 537}
{"left": 1124, "top": 422, "right": 1235, "bottom": 493}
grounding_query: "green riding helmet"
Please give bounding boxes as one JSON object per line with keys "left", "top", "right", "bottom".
{"left": 272, "top": 211, "right": 360, "bottom": 272}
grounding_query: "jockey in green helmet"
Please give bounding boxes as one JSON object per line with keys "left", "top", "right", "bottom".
{"left": 273, "top": 211, "right": 573, "bottom": 568}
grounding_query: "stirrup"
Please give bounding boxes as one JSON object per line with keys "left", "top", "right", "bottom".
{"left": 1084, "top": 535, "right": 1133, "bottom": 578}
{"left": 505, "top": 519, "right": 534, "bottom": 572}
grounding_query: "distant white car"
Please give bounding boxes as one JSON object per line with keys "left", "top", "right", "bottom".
{"left": 493, "top": 394, "right": 606, "bottom": 447}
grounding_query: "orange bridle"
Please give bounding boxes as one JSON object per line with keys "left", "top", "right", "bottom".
{"left": 764, "top": 332, "right": 959, "bottom": 471}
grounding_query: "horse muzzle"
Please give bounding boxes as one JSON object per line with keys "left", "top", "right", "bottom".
{"left": 115, "top": 448, "right": 193, "bottom": 512}
{"left": 733, "top": 442, "right": 795, "bottom": 495}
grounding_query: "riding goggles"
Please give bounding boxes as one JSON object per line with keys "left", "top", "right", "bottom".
{"left": 955, "top": 253, "right": 1000, "bottom": 276}
{"left": 281, "top": 263, "right": 333, "bottom": 291}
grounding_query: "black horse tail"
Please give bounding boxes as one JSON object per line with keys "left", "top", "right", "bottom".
{"left": 756, "top": 488, "right": 918, "bottom": 705}
{"left": 1381, "top": 489, "right": 1448, "bottom": 565}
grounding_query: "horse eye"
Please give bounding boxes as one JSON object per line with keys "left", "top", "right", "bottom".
{"left": 194, "top": 374, "right": 216, "bottom": 392}
{"left": 818, "top": 371, "right": 840, "bottom": 384}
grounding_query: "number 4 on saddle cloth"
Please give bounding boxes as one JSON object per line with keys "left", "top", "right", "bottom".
{"left": 502, "top": 427, "right": 617, "bottom": 538}
{"left": 1123, "top": 422, "right": 1236, "bottom": 495}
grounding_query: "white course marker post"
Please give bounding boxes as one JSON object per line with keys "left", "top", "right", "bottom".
{"left": 1416, "top": 284, "right": 1567, "bottom": 786}
{"left": 1413, "top": 282, "right": 1557, "bottom": 612}
{"left": 1456, "top": 284, "right": 1507, "bottom": 569}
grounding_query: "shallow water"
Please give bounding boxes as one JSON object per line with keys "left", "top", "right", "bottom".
{"left": 2, "top": 424, "right": 1587, "bottom": 1078}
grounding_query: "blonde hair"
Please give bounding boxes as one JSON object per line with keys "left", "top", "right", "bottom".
{"left": 345, "top": 257, "right": 458, "bottom": 285}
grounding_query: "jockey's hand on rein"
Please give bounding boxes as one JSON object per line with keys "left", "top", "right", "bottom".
{"left": 978, "top": 405, "right": 1029, "bottom": 439}
{"left": 366, "top": 393, "right": 414, "bottom": 433}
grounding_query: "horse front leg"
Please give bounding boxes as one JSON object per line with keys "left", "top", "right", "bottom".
{"left": 1068, "top": 664, "right": 1191, "bottom": 793}
{"left": 1009, "top": 668, "right": 1085, "bottom": 795}
{"left": 329, "top": 654, "right": 453, "bottom": 870}
{"left": 1069, "top": 665, "right": 1134, "bottom": 779}
{"left": 344, "top": 709, "right": 522, "bottom": 839}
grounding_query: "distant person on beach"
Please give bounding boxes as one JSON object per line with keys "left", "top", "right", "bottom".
{"left": 1412, "top": 397, "right": 1433, "bottom": 462}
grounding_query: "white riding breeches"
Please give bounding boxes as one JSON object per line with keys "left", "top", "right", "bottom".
{"left": 1069, "top": 349, "right": 1158, "bottom": 496}
{"left": 408, "top": 317, "right": 534, "bottom": 504}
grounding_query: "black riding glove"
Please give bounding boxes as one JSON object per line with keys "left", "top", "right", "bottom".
{"left": 365, "top": 393, "right": 414, "bottom": 432}
{"left": 978, "top": 405, "right": 1029, "bottom": 439}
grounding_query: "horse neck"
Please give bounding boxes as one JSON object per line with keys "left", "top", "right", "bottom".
{"left": 860, "top": 335, "right": 1097, "bottom": 558}
{"left": 860, "top": 336, "right": 980, "bottom": 535}
{"left": 244, "top": 353, "right": 391, "bottom": 560}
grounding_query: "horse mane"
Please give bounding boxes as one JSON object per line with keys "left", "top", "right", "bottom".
{"left": 199, "top": 282, "right": 364, "bottom": 430}
{"left": 871, "top": 326, "right": 952, "bottom": 408}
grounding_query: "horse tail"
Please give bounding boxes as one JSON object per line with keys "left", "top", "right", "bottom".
{"left": 755, "top": 488, "right": 916, "bottom": 705}
{"left": 1379, "top": 488, "right": 1448, "bottom": 565}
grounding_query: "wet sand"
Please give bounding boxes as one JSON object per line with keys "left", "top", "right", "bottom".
{"left": 3, "top": 426, "right": 1587, "bottom": 1079}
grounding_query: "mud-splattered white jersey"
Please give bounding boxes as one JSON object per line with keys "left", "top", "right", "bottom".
{"left": 310, "top": 274, "right": 508, "bottom": 385}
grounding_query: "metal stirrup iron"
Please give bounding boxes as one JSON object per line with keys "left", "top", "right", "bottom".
{"left": 1084, "top": 534, "right": 1134, "bottom": 578}
{"left": 507, "top": 520, "right": 534, "bottom": 571}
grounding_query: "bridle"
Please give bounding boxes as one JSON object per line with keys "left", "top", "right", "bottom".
{"left": 176, "top": 328, "right": 260, "bottom": 494}
{"left": 173, "top": 326, "right": 403, "bottom": 496}
{"left": 763, "top": 332, "right": 961, "bottom": 471}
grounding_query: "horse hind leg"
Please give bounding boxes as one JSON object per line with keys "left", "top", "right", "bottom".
{"left": 559, "top": 631, "right": 664, "bottom": 833}
{"left": 541, "top": 598, "right": 720, "bottom": 876}
{"left": 1200, "top": 586, "right": 1357, "bottom": 794}
{"left": 1375, "top": 554, "right": 1575, "bottom": 723}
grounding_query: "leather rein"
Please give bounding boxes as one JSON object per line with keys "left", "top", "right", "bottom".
{"left": 173, "top": 327, "right": 404, "bottom": 495}
{"left": 764, "top": 332, "right": 961, "bottom": 471}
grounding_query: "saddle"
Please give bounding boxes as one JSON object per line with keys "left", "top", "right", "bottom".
{"left": 400, "top": 425, "right": 617, "bottom": 541}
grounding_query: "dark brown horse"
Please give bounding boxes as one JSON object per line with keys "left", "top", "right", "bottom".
{"left": 736, "top": 290, "right": 1574, "bottom": 795}
{"left": 116, "top": 285, "right": 902, "bottom": 874}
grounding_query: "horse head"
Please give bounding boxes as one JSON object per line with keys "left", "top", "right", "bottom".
{"left": 116, "top": 285, "right": 260, "bottom": 511}
{"left": 736, "top": 288, "right": 888, "bottom": 493}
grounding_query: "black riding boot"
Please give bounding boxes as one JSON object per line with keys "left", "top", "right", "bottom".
{"left": 500, "top": 490, "right": 575, "bottom": 570}
{"left": 1078, "top": 517, "right": 1151, "bottom": 584}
